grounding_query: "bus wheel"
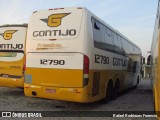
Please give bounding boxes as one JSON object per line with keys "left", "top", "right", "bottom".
{"left": 103, "top": 81, "right": 113, "bottom": 104}
{"left": 112, "top": 80, "right": 119, "bottom": 100}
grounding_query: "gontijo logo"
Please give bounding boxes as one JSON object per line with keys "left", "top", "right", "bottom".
{"left": 33, "top": 13, "right": 76, "bottom": 37}
{"left": 0, "top": 30, "right": 23, "bottom": 50}
{"left": 0, "top": 30, "right": 17, "bottom": 40}
{"left": 40, "top": 13, "right": 70, "bottom": 27}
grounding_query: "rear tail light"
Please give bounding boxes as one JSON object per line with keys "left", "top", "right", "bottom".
{"left": 83, "top": 55, "right": 89, "bottom": 86}
{"left": 84, "top": 55, "right": 89, "bottom": 74}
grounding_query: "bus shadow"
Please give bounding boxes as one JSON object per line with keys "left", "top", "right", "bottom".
{"left": 0, "top": 86, "right": 140, "bottom": 111}
{"left": 118, "top": 86, "right": 137, "bottom": 97}
{"left": 52, "top": 86, "right": 138, "bottom": 111}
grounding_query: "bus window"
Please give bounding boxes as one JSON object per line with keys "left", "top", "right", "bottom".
{"left": 121, "top": 38, "right": 129, "bottom": 53}
{"left": 94, "top": 22, "right": 100, "bottom": 30}
{"left": 0, "top": 52, "right": 17, "bottom": 57}
{"left": 0, "top": 52, "right": 24, "bottom": 61}
{"left": 113, "top": 32, "right": 119, "bottom": 47}
{"left": 106, "top": 28, "right": 112, "bottom": 37}
{"left": 117, "top": 35, "right": 123, "bottom": 49}
{"left": 105, "top": 27, "right": 113, "bottom": 45}
{"left": 92, "top": 19, "right": 105, "bottom": 43}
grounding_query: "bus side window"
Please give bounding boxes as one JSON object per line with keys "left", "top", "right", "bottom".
{"left": 92, "top": 18, "right": 105, "bottom": 43}
{"left": 106, "top": 28, "right": 112, "bottom": 37}
{"left": 94, "top": 22, "right": 100, "bottom": 30}
{"left": 117, "top": 35, "right": 123, "bottom": 49}
{"left": 121, "top": 37, "right": 128, "bottom": 54}
{"left": 105, "top": 27, "right": 113, "bottom": 45}
{"left": 131, "top": 45, "right": 135, "bottom": 54}
{"left": 113, "top": 32, "right": 119, "bottom": 47}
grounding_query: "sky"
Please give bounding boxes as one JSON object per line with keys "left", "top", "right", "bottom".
{"left": 0, "top": 0, "right": 158, "bottom": 58}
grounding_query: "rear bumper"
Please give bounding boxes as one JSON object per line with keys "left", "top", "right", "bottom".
{"left": 24, "top": 84, "right": 90, "bottom": 103}
{"left": 0, "top": 77, "right": 24, "bottom": 88}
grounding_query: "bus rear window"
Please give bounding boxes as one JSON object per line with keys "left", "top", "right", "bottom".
{"left": 0, "top": 52, "right": 17, "bottom": 57}
{"left": 0, "top": 52, "right": 24, "bottom": 62}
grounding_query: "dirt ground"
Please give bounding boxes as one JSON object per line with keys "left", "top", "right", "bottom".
{"left": 0, "top": 79, "right": 155, "bottom": 120}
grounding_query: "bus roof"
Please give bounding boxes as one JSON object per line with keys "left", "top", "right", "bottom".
{"left": 0, "top": 24, "right": 28, "bottom": 28}
{"left": 32, "top": 7, "right": 83, "bottom": 13}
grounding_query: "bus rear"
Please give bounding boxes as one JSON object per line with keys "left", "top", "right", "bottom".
{"left": 0, "top": 24, "right": 27, "bottom": 88}
{"left": 24, "top": 8, "right": 89, "bottom": 102}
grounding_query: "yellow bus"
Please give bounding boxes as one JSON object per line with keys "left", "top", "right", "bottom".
{"left": 24, "top": 7, "right": 141, "bottom": 103}
{"left": 150, "top": 0, "right": 160, "bottom": 116}
{"left": 0, "top": 24, "right": 27, "bottom": 88}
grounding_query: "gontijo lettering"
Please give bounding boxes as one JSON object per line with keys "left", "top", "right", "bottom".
{"left": 0, "top": 44, "right": 23, "bottom": 50}
{"left": 33, "top": 29, "right": 76, "bottom": 37}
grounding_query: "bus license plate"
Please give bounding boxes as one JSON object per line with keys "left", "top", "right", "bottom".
{"left": 46, "top": 89, "right": 56, "bottom": 94}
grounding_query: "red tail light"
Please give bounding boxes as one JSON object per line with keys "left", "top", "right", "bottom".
{"left": 83, "top": 55, "right": 89, "bottom": 87}
{"left": 83, "top": 55, "right": 89, "bottom": 74}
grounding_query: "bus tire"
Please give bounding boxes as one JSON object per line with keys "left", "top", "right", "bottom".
{"left": 112, "top": 80, "right": 119, "bottom": 100}
{"left": 103, "top": 80, "right": 113, "bottom": 104}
